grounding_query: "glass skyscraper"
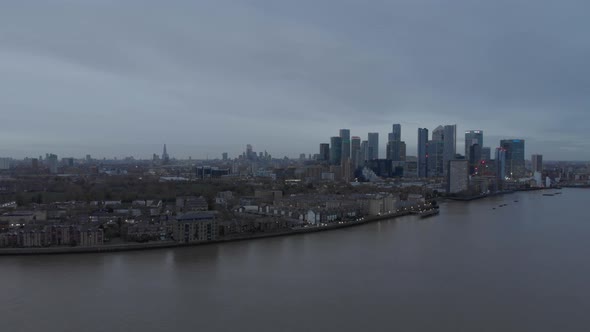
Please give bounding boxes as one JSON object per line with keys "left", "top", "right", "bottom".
{"left": 330, "top": 136, "right": 342, "bottom": 166}
{"left": 500, "top": 139, "right": 525, "bottom": 178}
{"left": 368, "top": 133, "right": 379, "bottom": 160}
{"left": 418, "top": 128, "right": 429, "bottom": 177}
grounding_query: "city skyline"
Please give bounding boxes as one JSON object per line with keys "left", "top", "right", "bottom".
{"left": 2, "top": 1, "right": 590, "bottom": 160}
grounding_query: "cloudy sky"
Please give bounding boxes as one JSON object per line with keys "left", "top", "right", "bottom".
{"left": 1, "top": 0, "right": 589, "bottom": 160}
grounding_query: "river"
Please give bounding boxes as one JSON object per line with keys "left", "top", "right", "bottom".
{"left": 2, "top": 189, "right": 590, "bottom": 331}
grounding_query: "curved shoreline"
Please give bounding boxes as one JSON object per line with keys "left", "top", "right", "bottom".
{"left": 0, "top": 211, "right": 415, "bottom": 256}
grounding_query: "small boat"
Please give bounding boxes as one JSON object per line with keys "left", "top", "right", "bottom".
{"left": 418, "top": 209, "right": 439, "bottom": 218}
{"left": 543, "top": 193, "right": 554, "bottom": 197}
{"left": 514, "top": 200, "right": 519, "bottom": 202}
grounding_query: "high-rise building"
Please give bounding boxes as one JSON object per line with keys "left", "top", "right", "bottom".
{"left": 388, "top": 124, "right": 401, "bottom": 142}
{"left": 465, "top": 130, "right": 484, "bottom": 161}
{"left": 351, "top": 136, "right": 361, "bottom": 169}
{"left": 481, "top": 147, "right": 491, "bottom": 161}
{"left": 447, "top": 160, "right": 469, "bottom": 194}
{"left": 360, "top": 140, "right": 369, "bottom": 163}
{"left": 427, "top": 140, "right": 444, "bottom": 177}
{"left": 222, "top": 152, "right": 228, "bottom": 161}
{"left": 468, "top": 144, "right": 482, "bottom": 175}
{"left": 443, "top": 125, "right": 457, "bottom": 174}
{"left": 162, "top": 144, "right": 170, "bottom": 164}
{"left": 340, "top": 129, "right": 351, "bottom": 164}
{"left": 417, "top": 128, "right": 429, "bottom": 177}
{"left": 532, "top": 154, "right": 543, "bottom": 174}
{"left": 432, "top": 125, "right": 444, "bottom": 141}
{"left": 386, "top": 141, "right": 406, "bottom": 161}
{"left": 330, "top": 136, "right": 342, "bottom": 165}
{"left": 319, "top": 143, "right": 330, "bottom": 162}
{"left": 368, "top": 133, "right": 379, "bottom": 160}
{"left": 495, "top": 147, "right": 507, "bottom": 181}
{"left": 500, "top": 139, "right": 526, "bottom": 178}
{"left": 46, "top": 153, "right": 58, "bottom": 174}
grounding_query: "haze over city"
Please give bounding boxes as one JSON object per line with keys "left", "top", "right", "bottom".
{"left": 1, "top": 0, "right": 589, "bottom": 160}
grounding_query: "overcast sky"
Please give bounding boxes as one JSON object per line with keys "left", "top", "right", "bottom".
{"left": 1, "top": 0, "right": 589, "bottom": 160}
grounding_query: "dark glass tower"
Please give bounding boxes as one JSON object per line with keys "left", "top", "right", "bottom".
{"left": 418, "top": 128, "right": 429, "bottom": 177}
{"left": 330, "top": 136, "right": 342, "bottom": 165}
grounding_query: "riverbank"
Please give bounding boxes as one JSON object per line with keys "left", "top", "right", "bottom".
{"left": 0, "top": 211, "right": 414, "bottom": 256}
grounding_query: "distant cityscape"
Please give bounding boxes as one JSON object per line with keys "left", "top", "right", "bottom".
{"left": 1, "top": 123, "right": 589, "bottom": 252}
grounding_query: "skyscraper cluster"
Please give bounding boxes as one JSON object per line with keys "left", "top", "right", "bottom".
{"left": 316, "top": 123, "right": 538, "bottom": 184}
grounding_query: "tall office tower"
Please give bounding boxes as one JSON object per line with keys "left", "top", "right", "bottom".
{"left": 351, "top": 136, "right": 361, "bottom": 169}
{"left": 340, "top": 129, "right": 351, "bottom": 164}
{"left": 319, "top": 143, "right": 330, "bottom": 162}
{"left": 162, "top": 144, "right": 170, "bottom": 164}
{"left": 532, "top": 154, "right": 543, "bottom": 174}
{"left": 368, "top": 133, "right": 379, "bottom": 160}
{"left": 495, "top": 147, "right": 507, "bottom": 181}
{"left": 432, "top": 125, "right": 444, "bottom": 141}
{"left": 427, "top": 140, "right": 444, "bottom": 177}
{"left": 386, "top": 140, "right": 406, "bottom": 161}
{"left": 447, "top": 160, "right": 469, "bottom": 194}
{"left": 481, "top": 147, "right": 491, "bottom": 161}
{"left": 360, "top": 140, "right": 369, "bottom": 163}
{"left": 500, "top": 139, "right": 526, "bottom": 178}
{"left": 388, "top": 124, "right": 401, "bottom": 142}
{"left": 330, "top": 136, "right": 342, "bottom": 165}
{"left": 222, "top": 152, "right": 228, "bottom": 161}
{"left": 46, "top": 153, "right": 58, "bottom": 174}
{"left": 443, "top": 125, "right": 457, "bottom": 174}
{"left": 465, "top": 130, "right": 484, "bottom": 161}
{"left": 468, "top": 144, "right": 482, "bottom": 175}
{"left": 418, "top": 128, "right": 429, "bottom": 177}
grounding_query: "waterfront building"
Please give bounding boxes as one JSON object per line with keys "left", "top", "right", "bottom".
{"left": 330, "top": 136, "right": 342, "bottom": 165}
{"left": 340, "top": 129, "right": 351, "bottom": 164}
{"left": 500, "top": 139, "right": 526, "bottom": 178}
{"left": 417, "top": 128, "right": 429, "bottom": 177}
{"left": 174, "top": 212, "right": 217, "bottom": 243}
{"left": 319, "top": 143, "right": 330, "bottom": 162}
{"left": 368, "top": 133, "right": 379, "bottom": 160}
{"left": 495, "top": 147, "right": 507, "bottom": 180}
{"left": 447, "top": 160, "right": 469, "bottom": 194}
{"left": 532, "top": 154, "right": 543, "bottom": 174}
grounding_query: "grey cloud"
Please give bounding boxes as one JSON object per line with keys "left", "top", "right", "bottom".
{"left": 0, "top": 0, "right": 589, "bottom": 160}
